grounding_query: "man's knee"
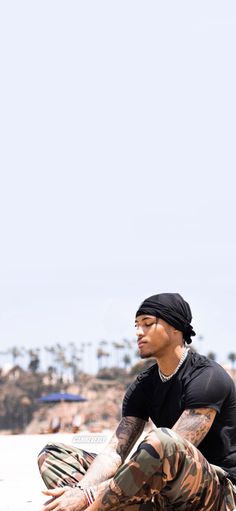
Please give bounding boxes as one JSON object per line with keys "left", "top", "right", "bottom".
{"left": 38, "top": 444, "right": 48, "bottom": 472}
{"left": 37, "top": 443, "right": 56, "bottom": 472}
{"left": 141, "top": 427, "right": 185, "bottom": 458}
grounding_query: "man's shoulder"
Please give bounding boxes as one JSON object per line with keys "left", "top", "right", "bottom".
{"left": 187, "top": 351, "right": 235, "bottom": 388}
{"left": 190, "top": 351, "right": 231, "bottom": 374}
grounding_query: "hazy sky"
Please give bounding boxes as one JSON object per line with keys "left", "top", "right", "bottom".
{"left": 0, "top": 1, "right": 236, "bottom": 373}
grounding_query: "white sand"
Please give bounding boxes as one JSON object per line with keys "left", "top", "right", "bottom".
{"left": 0, "top": 431, "right": 111, "bottom": 511}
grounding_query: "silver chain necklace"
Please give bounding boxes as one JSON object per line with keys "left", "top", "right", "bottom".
{"left": 158, "top": 347, "right": 189, "bottom": 383}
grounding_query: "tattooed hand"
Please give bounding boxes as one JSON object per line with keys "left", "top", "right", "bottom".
{"left": 40, "top": 486, "right": 87, "bottom": 511}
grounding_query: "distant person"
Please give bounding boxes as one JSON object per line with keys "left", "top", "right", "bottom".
{"left": 71, "top": 414, "right": 81, "bottom": 433}
{"left": 38, "top": 293, "right": 236, "bottom": 511}
{"left": 48, "top": 416, "right": 61, "bottom": 434}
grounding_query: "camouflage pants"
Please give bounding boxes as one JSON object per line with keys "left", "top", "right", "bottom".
{"left": 38, "top": 427, "right": 236, "bottom": 511}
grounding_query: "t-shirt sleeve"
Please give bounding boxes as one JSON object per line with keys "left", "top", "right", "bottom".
{"left": 184, "top": 365, "right": 230, "bottom": 413}
{"left": 122, "top": 379, "right": 149, "bottom": 421}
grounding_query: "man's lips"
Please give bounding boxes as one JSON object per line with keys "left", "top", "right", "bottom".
{"left": 138, "top": 340, "right": 147, "bottom": 348}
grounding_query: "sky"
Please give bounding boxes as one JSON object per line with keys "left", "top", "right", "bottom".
{"left": 0, "top": 1, "right": 236, "bottom": 374}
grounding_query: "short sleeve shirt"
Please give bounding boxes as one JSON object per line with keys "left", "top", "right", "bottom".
{"left": 122, "top": 352, "right": 236, "bottom": 483}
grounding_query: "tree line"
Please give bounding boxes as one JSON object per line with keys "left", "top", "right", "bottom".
{"left": 1, "top": 341, "right": 236, "bottom": 378}
{"left": 0, "top": 338, "right": 140, "bottom": 377}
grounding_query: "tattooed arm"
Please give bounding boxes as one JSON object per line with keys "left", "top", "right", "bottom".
{"left": 79, "top": 415, "right": 145, "bottom": 487}
{"left": 90, "top": 409, "right": 216, "bottom": 510}
{"left": 172, "top": 407, "right": 216, "bottom": 446}
{"left": 71, "top": 409, "right": 217, "bottom": 511}
{"left": 40, "top": 416, "right": 145, "bottom": 511}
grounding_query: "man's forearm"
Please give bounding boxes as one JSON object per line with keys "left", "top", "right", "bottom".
{"left": 78, "top": 449, "right": 122, "bottom": 487}
{"left": 85, "top": 479, "right": 125, "bottom": 511}
{"left": 79, "top": 417, "right": 144, "bottom": 488}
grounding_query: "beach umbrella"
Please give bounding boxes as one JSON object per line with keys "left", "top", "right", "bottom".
{"left": 38, "top": 392, "right": 87, "bottom": 403}
{"left": 37, "top": 392, "right": 88, "bottom": 432}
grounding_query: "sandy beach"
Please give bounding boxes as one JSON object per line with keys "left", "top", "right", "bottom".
{"left": 0, "top": 431, "right": 112, "bottom": 511}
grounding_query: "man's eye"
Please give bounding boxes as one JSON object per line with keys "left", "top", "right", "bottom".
{"left": 135, "top": 322, "right": 155, "bottom": 328}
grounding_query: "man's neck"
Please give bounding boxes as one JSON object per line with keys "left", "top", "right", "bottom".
{"left": 156, "top": 345, "right": 186, "bottom": 377}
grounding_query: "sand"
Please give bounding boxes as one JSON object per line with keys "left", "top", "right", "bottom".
{"left": 0, "top": 431, "right": 111, "bottom": 511}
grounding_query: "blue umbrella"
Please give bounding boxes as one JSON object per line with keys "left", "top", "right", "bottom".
{"left": 38, "top": 392, "right": 87, "bottom": 403}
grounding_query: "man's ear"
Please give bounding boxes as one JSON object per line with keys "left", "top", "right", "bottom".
{"left": 172, "top": 328, "right": 184, "bottom": 341}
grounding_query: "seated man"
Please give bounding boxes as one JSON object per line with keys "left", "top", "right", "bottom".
{"left": 38, "top": 293, "right": 236, "bottom": 511}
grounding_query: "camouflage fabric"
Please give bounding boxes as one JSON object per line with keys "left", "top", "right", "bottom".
{"left": 38, "top": 428, "right": 236, "bottom": 510}
{"left": 38, "top": 442, "right": 96, "bottom": 488}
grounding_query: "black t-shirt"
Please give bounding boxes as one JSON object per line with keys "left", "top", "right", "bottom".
{"left": 122, "top": 352, "right": 236, "bottom": 483}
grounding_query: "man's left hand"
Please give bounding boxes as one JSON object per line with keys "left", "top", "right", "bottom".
{"left": 40, "top": 486, "right": 87, "bottom": 511}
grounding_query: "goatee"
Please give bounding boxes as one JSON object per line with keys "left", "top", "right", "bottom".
{"left": 140, "top": 352, "right": 152, "bottom": 359}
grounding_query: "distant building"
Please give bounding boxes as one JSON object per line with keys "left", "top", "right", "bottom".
{"left": 1, "top": 364, "right": 25, "bottom": 381}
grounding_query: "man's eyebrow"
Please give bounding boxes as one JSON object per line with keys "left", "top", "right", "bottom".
{"left": 135, "top": 316, "right": 154, "bottom": 324}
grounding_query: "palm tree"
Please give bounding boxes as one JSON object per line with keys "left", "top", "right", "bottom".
{"left": 68, "top": 342, "right": 80, "bottom": 380}
{"left": 228, "top": 352, "right": 236, "bottom": 371}
{"left": 47, "top": 365, "right": 57, "bottom": 382}
{"left": 27, "top": 349, "right": 40, "bottom": 373}
{"left": 207, "top": 352, "right": 216, "bottom": 361}
{"left": 85, "top": 342, "right": 93, "bottom": 373}
{"left": 53, "top": 343, "right": 67, "bottom": 379}
{"left": 96, "top": 348, "right": 110, "bottom": 371}
{"left": 123, "top": 353, "right": 131, "bottom": 371}
{"left": 8, "top": 346, "right": 23, "bottom": 366}
{"left": 103, "top": 351, "right": 110, "bottom": 368}
{"left": 97, "top": 348, "right": 104, "bottom": 371}
{"left": 112, "top": 342, "right": 125, "bottom": 368}
{"left": 44, "top": 345, "right": 57, "bottom": 372}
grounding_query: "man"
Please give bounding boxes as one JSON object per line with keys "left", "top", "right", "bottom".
{"left": 38, "top": 293, "right": 236, "bottom": 511}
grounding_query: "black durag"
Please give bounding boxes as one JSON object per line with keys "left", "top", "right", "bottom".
{"left": 135, "top": 293, "right": 196, "bottom": 344}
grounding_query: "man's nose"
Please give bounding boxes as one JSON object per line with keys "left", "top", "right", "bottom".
{"left": 136, "top": 325, "right": 144, "bottom": 337}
